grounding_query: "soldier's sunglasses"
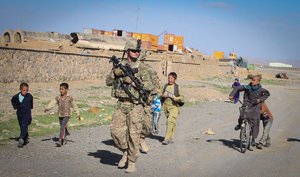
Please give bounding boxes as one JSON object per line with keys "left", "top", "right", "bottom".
{"left": 130, "top": 49, "right": 140, "bottom": 53}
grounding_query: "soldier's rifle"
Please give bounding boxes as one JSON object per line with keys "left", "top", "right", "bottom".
{"left": 110, "top": 55, "right": 150, "bottom": 105}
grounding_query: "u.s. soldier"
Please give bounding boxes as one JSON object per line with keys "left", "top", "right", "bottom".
{"left": 138, "top": 50, "right": 161, "bottom": 153}
{"left": 106, "top": 39, "right": 154, "bottom": 173}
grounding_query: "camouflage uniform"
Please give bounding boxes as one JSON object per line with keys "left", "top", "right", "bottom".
{"left": 140, "top": 63, "right": 161, "bottom": 138}
{"left": 106, "top": 58, "right": 153, "bottom": 163}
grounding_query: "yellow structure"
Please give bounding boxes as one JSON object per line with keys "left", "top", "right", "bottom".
{"left": 213, "top": 51, "right": 224, "bottom": 59}
{"left": 132, "top": 33, "right": 142, "bottom": 40}
{"left": 228, "top": 52, "right": 237, "bottom": 60}
{"left": 104, "top": 31, "right": 113, "bottom": 36}
{"left": 164, "top": 34, "right": 184, "bottom": 52}
{"left": 131, "top": 33, "right": 158, "bottom": 51}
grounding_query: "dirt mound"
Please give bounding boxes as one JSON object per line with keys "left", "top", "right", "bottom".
{"left": 89, "top": 107, "right": 100, "bottom": 114}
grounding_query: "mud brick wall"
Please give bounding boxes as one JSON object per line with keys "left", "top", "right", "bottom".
{"left": 0, "top": 48, "right": 112, "bottom": 83}
{"left": 167, "top": 61, "right": 223, "bottom": 80}
{"left": 0, "top": 48, "right": 224, "bottom": 83}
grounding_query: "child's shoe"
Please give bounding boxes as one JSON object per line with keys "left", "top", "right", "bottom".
{"left": 234, "top": 124, "right": 241, "bottom": 131}
{"left": 64, "top": 136, "right": 68, "bottom": 145}
{"left": 55, "top": 139, "right": 62, "bottom": 147}
{"left": 18, "top": 138, "right": 24, "bottom": 148}
{"left": 264, "top": 142, "right": 271, "bottom": 147}
{"left": 251, "top": 139, "right": 256, "bottom": 147}
{"left": 256, "top": 143, "right": 263, "bottom": 149}
{"left": 162, "top": 139, "right": 169, "bottom": 145}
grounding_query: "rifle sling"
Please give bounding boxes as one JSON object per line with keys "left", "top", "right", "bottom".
{"left": 119, "top": 79, "right": 144, "bottom": 104}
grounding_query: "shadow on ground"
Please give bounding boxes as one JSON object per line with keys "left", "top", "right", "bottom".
{"left": 41, "top": 137, "right": 75, "bottom": 143}
{"left": 88, "top": 150, "right": 121, "bottom": 166}
{"left": 206, "top": 139, "right": 240, "bottom": 152}
{"left": 287, "top": 138, "right": 300, "bottom": 142}
{"left": 102, "top": 139, "right": 117, "bottom": 148}
{"left": 9, "top": 137, "right": 19, "bottom": 141}
{"left": 148, "top": 134, "right": 164, "bottom": 142}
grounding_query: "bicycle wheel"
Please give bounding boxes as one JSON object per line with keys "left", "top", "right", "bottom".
{"left": 247, "top": 122, "right": 253, "bottom": 150}
{"left": 240, "top": 120, "right": 251, "bottom": 153}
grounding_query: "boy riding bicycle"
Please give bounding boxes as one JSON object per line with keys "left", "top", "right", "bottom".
{"left": 229, "top": 75, "right": 270, "bottom": 149}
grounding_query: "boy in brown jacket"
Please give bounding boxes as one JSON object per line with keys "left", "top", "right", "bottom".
{"left": 44, "top": 83, "right": 80, "bottom": 147}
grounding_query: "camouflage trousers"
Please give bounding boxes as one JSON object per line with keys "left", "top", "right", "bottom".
{"left": 140, "top": 105, "right": 152, "bottom": 138}
{"left": 110, "top": 101, "right": 144, "bottom": 162}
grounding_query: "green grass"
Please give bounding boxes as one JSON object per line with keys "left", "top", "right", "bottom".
{"left": 261, "top": 79, "right": 287, "bottom": 86}
{"left": 41, "top": 101, "right": 50, "bottom": 106}
{"left": 0, "top": 104, "right": 114, "bottom": 144}
{"left": 0, "top": 114, "right": 59, "bottom": 144}
{"left": 78, "top": 105, "right": 115, "bottom": 126}
{"left": 77, "top": 103, "right": 89, "bottom": 109}
{"left": 102, "top": 96, "right": 114, "bottom": 100}
{"left": 87, "top": 95, "right": 99, "bottom": 99}
{"left": 33, "top": 96, "right": 40, "bottom": 100}
{"left": 0, "top": 110, "right": 4, "bottom": 118}
{"left": 90, "top": 86, "right": 103, "bottom": 90}
{"left": 183, "top": 101, "right": 203, "bottom": 107}
{"left": 182, "top": 84, "right": 206, "bottom": 88}
{"left": 212, "top": 84, "right": 232, "bottom": 94}
{"left": 204, "top": 76, "right": 220, "bottom": 81}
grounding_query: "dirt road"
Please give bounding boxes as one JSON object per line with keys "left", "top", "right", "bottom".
{"left": 0, "top": 83, "right": 299, "bottom": 177}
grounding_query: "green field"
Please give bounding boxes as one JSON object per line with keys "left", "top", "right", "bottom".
{"left": 0, "top": 105, "right": 114, "bottom": 144}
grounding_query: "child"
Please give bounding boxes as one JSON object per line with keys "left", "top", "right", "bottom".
{"left": 44, "top": 83, "right": 80, "bottom": 147}
{"left": 151, "top": 94, "right": 161, "bottom": 134}
{"left": 231, "top": 78, "right": 241, "bottom": 104}
{"left": 160, "top": 72, "right": 184, "bottom": 145}
{"left": 258, "top": 103, "right": 273, "bottom": 148}
{"left": 229, "top": 75, "right": 270, "bottom": 149}
{"left": 11, "top": 82, "right": 33, "bottom": 148}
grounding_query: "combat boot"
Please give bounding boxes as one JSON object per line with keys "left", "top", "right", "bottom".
{"left": 139, "top": 138, "right": 149, "bottom": 153}
{"left": 118, "top": 151, "right": 127, "bottom": 168}
{"left": 125, "top": 161, "right": 136, "bottom": 173}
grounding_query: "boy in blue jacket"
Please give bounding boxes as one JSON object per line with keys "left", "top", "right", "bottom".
{"left": 11, "top": 82, "right": 33, "bottom": 148}
{"left": 151, "top": 95, "right": 161, "bottom": 134}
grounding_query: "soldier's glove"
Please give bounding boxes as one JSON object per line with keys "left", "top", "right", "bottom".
{"left": 123, "top": 76, "right": 133, "bottom": 84}
{"left": 113, "top": 68, "right": 124, "bottom": 76}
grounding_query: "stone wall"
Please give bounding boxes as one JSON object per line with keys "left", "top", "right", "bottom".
{"left": 170, "top": 61, "right": 223, "bottom": 80}
{"left": 0, "top": 48, "right": 112, "bottom": 83}
{"left": 0, "top": 48, "right": 225, "bottom": 83}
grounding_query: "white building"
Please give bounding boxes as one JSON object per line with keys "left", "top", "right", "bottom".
{"left": 269, "top": 62, "right": 293, "bottom": 68}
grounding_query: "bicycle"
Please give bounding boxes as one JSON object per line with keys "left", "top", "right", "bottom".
{"left": 239, "top": 106, "right": 254, "bottom": 153}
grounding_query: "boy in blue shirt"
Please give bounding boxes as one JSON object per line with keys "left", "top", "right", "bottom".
{"left": 11, "top": 82, "right": 33, "bottom": 148}
{"left": 151, "top": 95, "right": 161, "bottom": 134}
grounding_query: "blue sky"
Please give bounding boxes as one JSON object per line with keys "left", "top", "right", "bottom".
{"left": 1, "top": 0, "right": 300, "bottom": 66}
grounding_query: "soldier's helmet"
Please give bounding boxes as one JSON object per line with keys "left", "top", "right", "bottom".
{"left": 124, "top": 39, "right": 142, "bottom": 52}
